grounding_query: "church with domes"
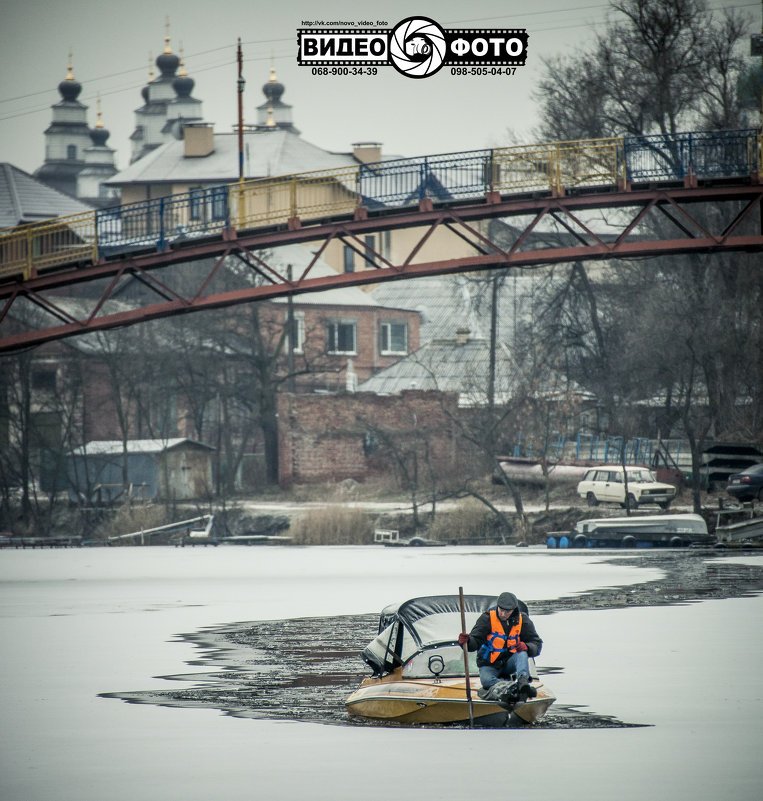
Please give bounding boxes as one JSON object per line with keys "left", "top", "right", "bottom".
{"left": 34, "top": 56, "right": 119, "bottom": 208}
{"left": 33, "top": 28, "right": 393, "bottom": 215}
{"left": 129, "top": 33, "right": 204, "bottom": 163}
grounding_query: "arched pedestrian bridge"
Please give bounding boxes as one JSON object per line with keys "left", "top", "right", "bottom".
{"left": 1, "top": 128, "right": 761, "bottom": 353}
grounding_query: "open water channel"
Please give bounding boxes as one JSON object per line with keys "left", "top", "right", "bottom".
{"left": 1, "top": 544, "right": 761, "bottom": 801}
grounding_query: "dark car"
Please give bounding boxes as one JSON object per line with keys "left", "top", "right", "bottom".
{"left": 726, "top": 463, "right": 763, "bottom": 502}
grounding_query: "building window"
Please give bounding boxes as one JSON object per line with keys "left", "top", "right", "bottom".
{"left": 380, "top": 321, "right": 408, "bottom": 355}
{"left": 189, "top": 187, "right": 204, "bottom": 220}
{"left": 286, "top": 312, "right": 305, "bottom": 354}
{"left": 343, "top": 245, "right": 354, "bottom": 273}
{"left": 66, "top": 144, "right": 77, "bottom": 160}
{"left": 364, "top": 235, "right": 375, "bottom": 267}
{"left": 327, "top": 320, "right": 357, "bottom": 354}
{"left": 381, "top": 229, "right": 391, "bottom": 260}
{"left": 31, "top": 368, "right": 57, "bottom": 392}
{"left": 210, "top": 186, "right": 227, "bottom": 221}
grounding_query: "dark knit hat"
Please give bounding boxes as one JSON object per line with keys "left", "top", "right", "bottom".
{"left": 496, "top": 591, "right": 518, "bottom": 611}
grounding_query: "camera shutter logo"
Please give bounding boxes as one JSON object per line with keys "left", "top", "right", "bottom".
{"left": 389, "top": 17, "right": 446, "bottom": 78}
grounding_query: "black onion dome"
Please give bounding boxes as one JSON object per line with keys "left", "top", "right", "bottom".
{"left": 90, "top": 125, "right": 109, "bottom": 146}
{"left": 173, "top": 73, "right": 194, "bottom": 98}
{"left": 263, "top": 68, "right": 284, "bottom": 103}
{"left": 59, "top": 77, "right": 82, "bottom": 102}
{"left": 156, "top": 49, "right": 179, "bottom": 77}
{"left": 141, "top": 84, "right": 150, "bottom": 103}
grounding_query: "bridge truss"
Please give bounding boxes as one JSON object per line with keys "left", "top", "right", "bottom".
{"left": 1, "top": 171, "right": 762, "bottom": 354}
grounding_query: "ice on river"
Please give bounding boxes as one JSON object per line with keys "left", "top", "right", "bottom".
{"left": 1, "top": 545, "right": 761, "bottom": 801}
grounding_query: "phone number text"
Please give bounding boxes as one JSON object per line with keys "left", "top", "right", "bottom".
{"left": 310, "top": 66, "right": 378, "bottom": 75}
{"left": 450, "top": 67, "right": 518, "bottom": 75}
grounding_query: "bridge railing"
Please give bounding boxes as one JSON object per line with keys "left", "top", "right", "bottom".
{"left": 96, "top": 186, "right": 231, "bottom": 256}
{"left": 0, "top": 211, "right": 97, "bottom": 280}
{"left": 624, "top": 128, "right": 760, "bottom": 181}
{"left": 491, "top": 137, "right": 623, "bottom": 194}
{"left": 358, "top": 150, "right": 493, "bottom": 206}
{"left": 0, "top": 128, "right": 759, "bottom": 279}
{"left": 231, "top": 164, "right": 362, "bottom": 229}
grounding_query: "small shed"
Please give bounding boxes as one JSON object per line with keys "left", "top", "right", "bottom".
{"left": 66, "top": 438, "right": 214, "bottom": 502}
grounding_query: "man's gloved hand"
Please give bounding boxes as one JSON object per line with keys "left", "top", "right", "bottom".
{"left": 515, "top": 641, "right": 528, "bottom": 652}
{"left": 458, "top": 632, "right": 469, "bottom": 646}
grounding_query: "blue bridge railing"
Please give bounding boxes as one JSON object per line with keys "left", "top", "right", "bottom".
{"left": 1, "top": 127, "right": 760, "bottom": 279}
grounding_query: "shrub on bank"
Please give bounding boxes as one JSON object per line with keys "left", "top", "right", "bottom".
{"left": 94, "top": 503, "right": 170, "bottom": 544}
{"left": 426, "top": 498, "right": 501, "bottom": 543}
{"left": 290, "top": 506, "right": 374, "bottom": 545}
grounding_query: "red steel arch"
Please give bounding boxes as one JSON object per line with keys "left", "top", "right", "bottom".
{"left": 1, "top": 181, "right": 761, "bottom": 354}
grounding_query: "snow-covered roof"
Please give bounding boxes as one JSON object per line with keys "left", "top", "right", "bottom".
{"left": 370, "top": 271, "right": 543, "bottom": 345}
{"left": 358, "top": 335, "right": 520, "bottom": 405}
{"left": 108, "top": 129, "right": 360, "bottom": 186}
{"left": 69, "top": 438, "right": 213, "bottom": 456}
{"left": 0, "top": 163, "right": 93, "bottom": 229}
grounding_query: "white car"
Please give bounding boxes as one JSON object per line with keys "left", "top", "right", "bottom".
{"left": 576, "top": 465, "right": 676, "bottom": 509}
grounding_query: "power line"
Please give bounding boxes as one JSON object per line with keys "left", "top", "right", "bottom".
{"left": 447, "top": 0, "right": 759, "bottom": 24}
{"left": 0, "top": 37, "right": 293, "bottom": 107}
{"left": 1, "top": 1, "right": 759, "bottom": 116}
{"left": 0, "top": 50, "right": 292, "bottom": 123}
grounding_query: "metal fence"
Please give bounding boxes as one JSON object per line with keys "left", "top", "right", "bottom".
{"left": 1, "top": 127, "right": 759, "bottom": 279}
{"left": 624, "top": 128, "right": 759, "bottom": 182}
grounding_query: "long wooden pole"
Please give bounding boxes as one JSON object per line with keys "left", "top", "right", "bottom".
{"left": 458, "top": 586, "right": 475, "bottom": 728}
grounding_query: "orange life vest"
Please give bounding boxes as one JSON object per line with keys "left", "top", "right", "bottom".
{"left": 481, "top": 607, "right": 523, "bottom": 663}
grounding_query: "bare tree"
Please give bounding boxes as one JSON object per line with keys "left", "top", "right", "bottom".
{"left": 528, "top": 0, "right": 761, "bottom": 512}
{"left": 535, "top": 0, "right": 753, "bottom": 140}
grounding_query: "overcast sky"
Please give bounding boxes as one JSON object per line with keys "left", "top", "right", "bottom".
{"left": 0, "top": 0, "right": 758, "bottom": 177}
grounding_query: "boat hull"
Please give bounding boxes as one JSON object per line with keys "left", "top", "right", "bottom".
{"left": 345, "top": 673, "right": 555, "bottom": 725}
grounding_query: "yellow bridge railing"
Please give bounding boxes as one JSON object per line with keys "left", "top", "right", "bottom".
{"left": 0, "top": 128, "right": 758, "bottom": 281}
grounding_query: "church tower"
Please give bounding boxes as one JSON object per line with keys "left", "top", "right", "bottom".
{"left": 130, "top": 25, "right": 203, "bottom": 163}
{"left": 77, "top": 99, "right": 119, "bottom": 207}
{"left": 35, "top": 56, "right": 93, "bottom": 197}
{"left": 255, "top": 67, "right": 299, "bottom": 133}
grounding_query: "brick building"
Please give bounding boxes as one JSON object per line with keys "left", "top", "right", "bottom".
{"left": 277, "top": 390, "right": 460, "bottom": 487}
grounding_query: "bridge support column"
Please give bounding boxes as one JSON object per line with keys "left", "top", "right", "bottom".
{"left": 287, "top": 217, "right": 302, "bottom": 230}
{"left": 418, "top": 198, "right": 433, "bottom": 212}
{"left": 354, "top": 206, "right": 368, "bottom": 220}
{"left": 486, "top": 191, "right": 501, "bottom": 204}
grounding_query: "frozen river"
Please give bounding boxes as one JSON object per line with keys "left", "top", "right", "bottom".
{"left": 1, "top": 545, "right": 761, "bottom": 801}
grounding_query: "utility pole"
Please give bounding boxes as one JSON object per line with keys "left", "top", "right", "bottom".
{"left": 287, "top": 265, "right": 296, "bottom": 393}
{"left": 237, "top": 38, "right": 245, "bottom": 182}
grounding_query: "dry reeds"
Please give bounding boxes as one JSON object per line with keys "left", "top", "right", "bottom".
{"left": 426, "top": 498, "right": 498, "bottom": 543}
{"left": 289, "top": 505, "right": 374, "bottom": 545}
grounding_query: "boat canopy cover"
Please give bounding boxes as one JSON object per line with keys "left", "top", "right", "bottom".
{"left": 361, "top": 594, "right": 529, "bottom": 676}
{"left": 574, "top": 513, "right": 708, "bottom": 535}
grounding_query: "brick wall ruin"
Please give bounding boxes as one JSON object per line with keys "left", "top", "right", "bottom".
{"left": 277, "top": 390, "right": 461, "bottom": 487}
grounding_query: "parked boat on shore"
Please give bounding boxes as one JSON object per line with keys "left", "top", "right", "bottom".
{"left": 345, "top": 595, "right": 555, "bottom": 726}
{"left": 547, "top": 513, "right": 711, "bottom": 549}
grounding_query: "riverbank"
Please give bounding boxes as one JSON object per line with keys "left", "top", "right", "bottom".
{"left": 2, "top": 476, "right": 754, "bottom": 546}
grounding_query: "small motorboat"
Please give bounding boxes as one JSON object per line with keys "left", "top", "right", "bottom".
{"left": 548, "top": 513, "right": 711, "bottom": 549}
{"left": 345, "top": 594, "right": 555, "bottom": 726}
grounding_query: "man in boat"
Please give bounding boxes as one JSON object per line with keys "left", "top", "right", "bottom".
{"left": 458, "top": 591, "right": 542, "bottom": 701}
